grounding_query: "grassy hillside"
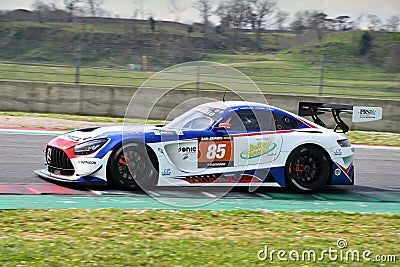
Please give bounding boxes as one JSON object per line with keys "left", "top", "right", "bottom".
{"left": 1, "top": 21, "right": 398, "bottom": 69}
{"left": 0, "top": 21, "right": 297, "bottom": 68}
{"left": 0, "top": 21, "right": 398, "bottom": 98}
{"left": 279, "top": 30, "right": 400, "bottom": 73}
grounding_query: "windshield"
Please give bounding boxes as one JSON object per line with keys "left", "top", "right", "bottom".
{"left": 165, "top": 105, "right": 226, "bottom": 130}
{"left": 165, "top": 110, "right": 214, "bottom": 130}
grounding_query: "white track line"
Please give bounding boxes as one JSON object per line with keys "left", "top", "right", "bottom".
{"left": 353, "top": 144, "right": 400, "bottom": 151}
{"left": 0, "top": 129, "right": 66, "bottom": 135}
{"left": 202, "top": 191, "right": 217, "bottom": 198}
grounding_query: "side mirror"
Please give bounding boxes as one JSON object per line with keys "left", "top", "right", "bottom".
{"left": 215, "top": 122, "right": 232, "bottom": 130}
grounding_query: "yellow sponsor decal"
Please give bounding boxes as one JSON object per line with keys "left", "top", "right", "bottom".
{"left": 240, "top": 139, "right": 277, "bottom": 159}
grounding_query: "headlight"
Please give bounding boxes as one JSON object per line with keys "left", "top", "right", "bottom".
{"left": 74, "top": 138, "right": 108, "bottom": 155}
{"left": 337, "top": 139, "right": 351, "bottom": 147}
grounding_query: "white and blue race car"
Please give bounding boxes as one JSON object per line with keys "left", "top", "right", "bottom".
{"left": 35, "top": 101, "right": 357, "bottom": 192}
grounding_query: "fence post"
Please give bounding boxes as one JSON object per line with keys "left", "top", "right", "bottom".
{"left": 75, "top": 43, "right": 81, "bottom": 84}
{"left": 318, "top": 54, "right": 325, "bottom": 96}
{"left": 75, "top": 22, "right": 86, "bottom": 85}
{"left": 196, "top": 64, "right": 200, "bottom": 91}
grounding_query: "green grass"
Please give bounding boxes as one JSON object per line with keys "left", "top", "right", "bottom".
{"left": 284, "top": 31, "right": 400, "bottom": 71}
{"left": 202, "top": 53, "right": 278, "bottom": 64}
{"left": 1, "top": 59, "right": 398, "bottom": 99}
{"left": 346, "top": 131, "right": 400, "bottom": 146}
{"left": 1, "top": 111, "right": 399, "bottom": 146}
{"left": 226, "top": 56, "right": 399, "bottom": 98}
{"left": 0, "top": 209, "right": 398, "bottom": 266}
{"left": 0, "top": 62, "right": 152, "bottom": 86}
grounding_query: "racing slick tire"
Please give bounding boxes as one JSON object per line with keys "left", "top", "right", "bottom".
{"left": 285, "top": 145, "right": 330, "bottom": 192}
{"left": 107, "top": 142, "right": 158, "bottom": 191}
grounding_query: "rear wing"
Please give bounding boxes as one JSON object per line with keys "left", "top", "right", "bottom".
{"left": 298, "top": 102, "right": 382, "bottom": 133}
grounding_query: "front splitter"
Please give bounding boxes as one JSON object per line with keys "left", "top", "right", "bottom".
{"left": 34, "top": 169, "right": 107, "bottom": 186}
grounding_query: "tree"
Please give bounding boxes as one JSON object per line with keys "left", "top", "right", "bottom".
{"left": 133, "top": 0, "right": 144, "bottom": 19}
{"left": 290, "top": 10, "right": 318, "bottom": 31}
{"left": 85, "top": 0, "right": 104, "bottom": 17}
{"left": 64, "top": 0, "right": 82, "bottom": 21}
{"left": 149, "top": 16, "right": 155, "bottom": 32}
{"left": 290, "top": 11, "right": 307, "bottom": 31}
{"left": 366, "top": 14, "right": 382, "bottom": 30}
{"left": 215, "top": 0, "right": 230, "bottom": 27}
{"left": 290, "top": 10, "right": 329, "bottom": 39}
{"left": 215, "top": 0, "right": 277, "bottom": 48}
{"left": 248, "top": 0, "right": 277, "bottom": 50}
{"left": 187, "top": 25, "right": 193, "bottom": 36}
{"left": 275, "top": 10, "right": 290, "bottom": 30}
{"left": 385, "top": 15, "right": 400, "bottom": 32}
{"left": 274, "top": 10, "right": 289, "bottom": 50}
{"left": 227, "top": 0, "right": 251, "bottom": 48}
{"left": 32, "top": 0, "right": 48, "bottom": 10}
{"left": 310, "top": 12, "right": 328, "bottom": 39}
{"left": 335, "top": 15, "right": 352, "bottom": 31}
{"left": 168, "top": 0, "right": 186, "bottom": 22}
{"left": 215, "top": 0, "right": 250, "bottom": 47}
{"left": 49, "top": 0, "right": 60, "bottom": 11}
{"left": 194, "top": 0, "right": 213, "bottom": 34}
{"left": 324, "top": 18, "right": 336, "bottom": 31}
{"left": 359, "top": 31, "right": 373, "bottom": 56}
{"left": 31, "top": 0, "right": 51, "bottom": 22}
{"left": 215, "top": 0, "right": 250, "bottom": 30}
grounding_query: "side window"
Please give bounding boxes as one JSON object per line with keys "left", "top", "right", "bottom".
{"left": 222, "top": 111, "right": 248, "bottom": 131}
{"left": 223, "top": 110, "right": 274, "bottom": 131}
{"left": 273, "top": 112, "right": 301, "bottom": 130}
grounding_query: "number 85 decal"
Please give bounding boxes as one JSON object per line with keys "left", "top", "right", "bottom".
{"left": 198, "top": 138, "right": 234, "bottom": 168}
{"left": 206, "top": 143, "right": 226, "bottom": 159}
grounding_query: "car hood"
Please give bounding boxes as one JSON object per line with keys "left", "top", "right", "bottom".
{"left": 62, "top": 124, "right": 160, "bottom": 143}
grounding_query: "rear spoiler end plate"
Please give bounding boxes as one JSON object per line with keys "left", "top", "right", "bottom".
{"left": 298, "top": 102, "right": 382, "bottom": 133}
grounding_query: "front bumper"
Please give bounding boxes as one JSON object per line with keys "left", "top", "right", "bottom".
{"left": 34, "top": 169, "right": 107, "bottom": 186}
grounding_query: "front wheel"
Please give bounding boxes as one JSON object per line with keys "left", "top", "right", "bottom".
{"left": 285, "top": 145, "right": 330, "bottom": 192}
{"left": 108, "top": 143, "right": 157, "bottom": 190}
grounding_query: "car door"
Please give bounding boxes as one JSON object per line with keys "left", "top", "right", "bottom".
{"left": 162, "top": 129, "right": 202, "bottom": 173}
{"left": 224, "top": 108, "right": 283, "bottom": 167}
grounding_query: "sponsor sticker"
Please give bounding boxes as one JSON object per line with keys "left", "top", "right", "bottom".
{"left": 352, "top": 106, "right": 382, "bottom": 122}
{"left": 240, "top": 138, "right": 277, "bottom": 159}
{"left": 178, "top": 145, "right": 197, "bottom": 160}
{"left": 65, "top": 134, "right": 91, "bottom": 142}
{"left": 334, "top": 149, "right": 343, "bottom": 156}
{"left": 178, "top": 146, "right": 197, "bottom": 154}
{"left": 196, "top": 106, "right": 216, "bottom": 117}
{"left": 162, "top": 169, "right": 171, "bottom": 176}
{"left": 198, "top": 136, "right": 234, "bottom": 168}
{"left": 78, "top": 160, "right": 96, "bottom": 164}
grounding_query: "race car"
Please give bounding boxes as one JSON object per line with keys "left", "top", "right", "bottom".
{"left": 35, "top": 101, "right": 357, "bottom": 192}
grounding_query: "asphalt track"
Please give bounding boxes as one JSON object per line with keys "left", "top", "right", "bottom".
{"left": 0, "top": 130, "right": 399, "bottom": 212}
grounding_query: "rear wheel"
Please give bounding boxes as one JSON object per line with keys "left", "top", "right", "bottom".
{"left": 108, "top": 143, "right": 157, "bottom": 190}
{"left": 285, "top": 145, "right": 330, "bottom": 192}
